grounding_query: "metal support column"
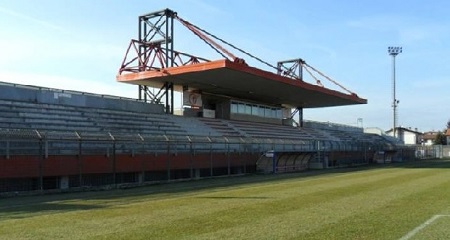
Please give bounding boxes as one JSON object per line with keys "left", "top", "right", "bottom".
{"left": 167, "top": 141, "right": 171, "bottom": 181}
{"left": 170, "top": 82, "right": 174, "bottom": 114}
{"left": 162, "top": 82, "right": 174, "bottom": 114}
{"left": 78, "top": 139, "right": 82, "bottom": 187}
{"left": 137, "top": 9, "right": 176, "bottom": 108}
{"left": 297, "top": 107, "right": 303, "bottom": 127}
{"left": 38, "top": 139, "right": 43, "bottom": 191}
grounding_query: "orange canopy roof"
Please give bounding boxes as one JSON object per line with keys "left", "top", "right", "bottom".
{"left": 117, "top": 59, "right": 367, "bottom": 108}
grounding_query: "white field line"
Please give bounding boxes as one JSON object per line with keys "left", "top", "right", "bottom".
{"left": 400, "top": 214, "right": 450, "bottom": 240}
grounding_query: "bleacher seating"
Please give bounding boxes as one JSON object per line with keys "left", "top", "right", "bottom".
{"left": 173, "top": 116, "right": 221, "bottom": 137}
{"left": 228, "top": 120, "right": 313, "bottom": 140}
{"left": 0, "top": 81, "right": 400, "bottom": 155}
{"left": 0, "top": 95, "right": 398, "bottom": 152}
{"left": 0, "top": 99, "right": 187, "bottom": 136}
{"left": 0, "top": 82, "right": 414, "bottom": 195}
{"left": 199, "top": 118, "right": 319, "bottom": 141}
{"left": 199, "top": 118, "right": 385, "bottom": 146}
{"left": 198, "top": 118, "right": 243, "bottom": 137}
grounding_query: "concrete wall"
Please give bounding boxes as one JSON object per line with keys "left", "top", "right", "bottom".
{"left": 0, "top": 81, "right": 164, "bottom": 114}
{"left": 402, "top": 131, "right": 418, "bottom": 145}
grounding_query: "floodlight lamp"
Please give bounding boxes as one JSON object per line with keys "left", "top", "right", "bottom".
{"left": 388, "top": 46, "right": 402, "bottom": 56}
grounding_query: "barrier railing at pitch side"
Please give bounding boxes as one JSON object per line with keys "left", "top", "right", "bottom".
{"left": 0, "top": 129, "right": 409, "bottom": 193}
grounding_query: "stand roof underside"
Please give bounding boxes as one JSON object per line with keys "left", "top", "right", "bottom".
{"left": 117, "top": 59, "right": 367, "bottom": 108}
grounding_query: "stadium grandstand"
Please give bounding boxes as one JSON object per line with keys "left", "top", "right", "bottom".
{"left": 0, "top": 8, "right": 415, "bottom": 194}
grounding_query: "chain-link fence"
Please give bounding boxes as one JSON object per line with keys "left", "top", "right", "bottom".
{"left": 415, "top": 145, "right": 450, "bottom": 159}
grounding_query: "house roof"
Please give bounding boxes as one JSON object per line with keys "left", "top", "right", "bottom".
{"left": 386, "top": 127, "right": 422, "bottom": 135}
{"left": 422, "top": 131, "right": 439, "bottom": 140}
{"left": 445, "top": 129, "right": 450, "bottom": 136}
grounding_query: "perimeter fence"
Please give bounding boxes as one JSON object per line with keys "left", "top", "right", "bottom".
{"left": 0, "top": 128, "right": 414, "bottom": 193}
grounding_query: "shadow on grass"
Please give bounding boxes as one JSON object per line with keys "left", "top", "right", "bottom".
{"left": 197, "top": 196, "right": 271, "bottom": 200}
{"left": 1, "top": 158, "right": 449, "bottom": 217}
{"left": 0, "top": 202, "right": 103, "bottom": 220}
{"left": 0, "top": 166, "right": 377, "bottom": 209}
{"left": 391, "top": 158, "right": 450, "bottom": 169}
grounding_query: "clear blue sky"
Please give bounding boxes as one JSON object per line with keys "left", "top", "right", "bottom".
{"left": 0, "top": 0, "right": 449, "bottom": 132}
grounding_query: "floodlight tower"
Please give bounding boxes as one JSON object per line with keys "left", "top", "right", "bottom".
{"left": 388, "top": 46, "right": 402, "bottom": 138}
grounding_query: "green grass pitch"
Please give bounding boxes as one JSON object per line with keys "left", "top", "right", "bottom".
{"left": 1, "top": 159, "right": 449, "bottom": 239}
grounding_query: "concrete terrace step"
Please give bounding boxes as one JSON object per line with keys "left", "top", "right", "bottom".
{"left": 226, "top": 120, "right": 312, "bottom": 140}
{"left": 0, "top": 98, "right": 189, "bottom": 134}
{"left": 83, "top": 108, "right": 167, "bottom": 120}
{"left": 198, "top": 118, "right": 243, "bottom": 137}
{"left": 81, "top": 111, "right": 174, "bottom": 125}
{"left": 0, "top": 99, "right": 80, "bottom": 111}
{"left": 18, "top": 112, "right": 88, "bottom": 122}
{"left": 302, "top": 128, "right": 336, "bottom": 140}
{"left": 170, "top": 117, "right": 221, "bottom": 137}
{"left": 0, "top": 103, "right": 83, "bottom": 117}
{"left": 89, "top": 118, "right": 178, "bottom": 128}
{"left": 0, "top": 99, "right": 168, "bottom": 122}
{"left": 97, "top": 125, "right": 181, "bottom": 134}
{"left": 23, "top": 118, "right": 95, "bottom": 127}
{"left": 25, "top": 124, "right": 101, "bottom": 132}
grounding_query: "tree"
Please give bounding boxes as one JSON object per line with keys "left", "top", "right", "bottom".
{"left": 434, "top": 132, "right": 447, "bottom": 145}
{"left": 447, "top": 119, "right": 450, "bottom": 129}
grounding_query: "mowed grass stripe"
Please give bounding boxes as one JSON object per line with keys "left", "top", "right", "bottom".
{"left": 0, "top": 164, "right": 428, "bottom": 212}
{"left": 106, "top": 167, "right": 450, "bottom": 240}
{"left": 0, "top": 160, "right": 449, "bottom": 239}
{"left": 295, "top": 171, "right": 450, "bottom": 240}
{"left": 128, "top": 168, "right": 448, "bottom": 239}
{"left": 0, "top": 166, "right": 415, "bottom": 221}
{"left": 29, "top": 168, "right": 436, "bottom": 222}
{"left": 412, "top": 215, "right": 450, "bottom": 239}
{"left": 0, "top": 166, "right": 442, "bottom": 239}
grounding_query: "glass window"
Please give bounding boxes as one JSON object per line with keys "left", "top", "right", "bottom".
{"left": 237, "top": 103, "right": 245, "bottom": 113}
{"left": 258, "top": 106, "right": 265, "bottom": 117}
{"left": 245, "top": 104, "right": 252, "bottom": 115}
{"left": 276, "top": 109, "right": 282, "bottom": 118}
{"left": 231, "top": 101, "right": 281, "bottom": 119}
{"left": 264, "top": 107, "right": 270, "bottom": 117}
{"left": 251, "top": 105, "right": 258, "bottom": 116}
{"left": 231, "top": 102, "right": 238, "bottom": 113}
{"left": 265, "top": 107, "right": 270, "bottom": 118}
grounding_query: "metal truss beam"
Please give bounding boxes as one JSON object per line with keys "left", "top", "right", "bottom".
{"left": 138, "top": 9, "right": 175, "bottom": 113}
{"left": 277, "top": 58, "right": 305, "bottom": 81}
